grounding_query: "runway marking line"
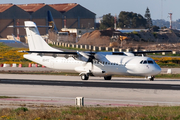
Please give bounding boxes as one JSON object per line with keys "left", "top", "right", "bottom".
{"left": 0, "top": 98, "right": 144, "bottom": 107}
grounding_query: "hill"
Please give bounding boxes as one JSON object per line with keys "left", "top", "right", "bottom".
{"left": 77, "top": 28, "right": 180, "bottom": 51}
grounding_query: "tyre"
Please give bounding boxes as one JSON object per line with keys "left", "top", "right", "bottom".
{"left": 81, "top": 74, "right": 89, "bottom": 80}
{"left": 104, "top": 76, "right": 112, "bottom": 80}
{"left": 149, "top": 76, "right": 154, "bottom": 81}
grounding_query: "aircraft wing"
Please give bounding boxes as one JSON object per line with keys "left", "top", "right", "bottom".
{"left": 21, "top": 50, "right": 172, "bottom": 56}
{"left": 131, "top": 50, "right": 172, "bottom": 55}
{"left": 8, "top": 25, "right": 51, "bottom": 28}
{"left": 21, "top": 51, "right": 78, "bottom": 55}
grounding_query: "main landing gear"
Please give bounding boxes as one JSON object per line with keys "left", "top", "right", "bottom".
{"left": 80, "top": 74, "right": 112, "bottom": 81}
{"left": 104, "top": 76, "right": 112, "bottom": 80}
{"left": 81, "top": 74, "right": 89, "bottom": 80}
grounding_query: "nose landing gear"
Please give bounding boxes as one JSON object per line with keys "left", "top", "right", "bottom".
{"left": 147, "top": 76, "right": 154, "bottom": 81}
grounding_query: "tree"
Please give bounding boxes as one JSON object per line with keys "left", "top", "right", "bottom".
{"left": 151, "top": 25, "right": 160, "bottom": 32}
{"left": 144, "top": 7, "right": 153, "bottom": 29}
{"left": 118, "top": 11, "right": 147, "bottom": 28}
{"left": 99, "top": 13, "right": 114, "bottom": 30}
{"left": 161, "top": 26, "right": 167, "bottom": 29}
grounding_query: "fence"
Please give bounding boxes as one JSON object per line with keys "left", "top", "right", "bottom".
{"left": 47, "top": 39, "right": 176, "bottom": 55}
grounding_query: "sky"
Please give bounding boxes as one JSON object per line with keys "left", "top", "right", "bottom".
{"left": 0, "top": 0, "right": 179, "bottom": 21}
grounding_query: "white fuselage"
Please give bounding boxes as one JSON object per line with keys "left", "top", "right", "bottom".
{"left": 24, "top": 54, "right": 161, "bottom": 77}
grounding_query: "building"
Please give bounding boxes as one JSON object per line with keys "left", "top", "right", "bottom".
{"left": 0, "top": 3, "right": 96, "bottom": 39}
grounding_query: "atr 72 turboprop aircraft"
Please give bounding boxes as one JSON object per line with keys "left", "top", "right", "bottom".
{"left": 21, "top": 21, "right": 171, "bottom": 81}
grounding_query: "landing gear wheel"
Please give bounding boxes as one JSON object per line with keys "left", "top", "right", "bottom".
{"left": 104, "top": 76, "right": 112, "bottom": 80}
{"left": 149, "top": 76, "right": 154, "bottom": 81}
{"left": 81, "top": 74, "right": 89, "bottom": 80}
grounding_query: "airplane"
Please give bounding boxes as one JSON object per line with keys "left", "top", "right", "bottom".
{"left": 47, "top": 10, "right": 58, "bottom": 33}
{"left": 21, "top": 21, "right": 172, "bottom": 81}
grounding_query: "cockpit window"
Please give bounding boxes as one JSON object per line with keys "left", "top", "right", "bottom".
{"left": 140, "top": 60, "right": 154, "bottom": 64}
{"left": 143, "top": 60, "right": 147, "bottom": 64}
{"left": 148, "top": 60, "right": 154, "bottom": 64}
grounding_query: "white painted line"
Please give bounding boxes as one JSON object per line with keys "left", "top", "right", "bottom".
{"left": 3, "top": 95, "right": 180, "bottom": 105}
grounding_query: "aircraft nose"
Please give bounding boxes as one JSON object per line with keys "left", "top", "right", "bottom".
{"left": 154, "top": 65, "right": 161, "bottom": 74}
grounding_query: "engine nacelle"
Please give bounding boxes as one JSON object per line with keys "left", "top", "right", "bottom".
{"left": 91, "top": 70, "right": 106, "bottom": 76}
{"left": 124, "top": 52, "right": 135, "bottom": 56}
{"left": 75, "top": 51, "right": 89, "bottom": 62}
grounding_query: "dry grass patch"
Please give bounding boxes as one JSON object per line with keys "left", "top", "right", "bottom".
{"left": 0, "top": 106, "right": 180, "bottom": 119}
{"left": 0, "top": 96, "right": 18, "bottom": 99}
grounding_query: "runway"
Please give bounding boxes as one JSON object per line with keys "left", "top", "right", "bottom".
{"left": 0, "top": 67, "right": 179, "bottom": 74}
{"left": 1, "top": 78, "right": 180, "bottom": 90}
{"left": 0, "top": 74, "right": 180, "bottom": 107}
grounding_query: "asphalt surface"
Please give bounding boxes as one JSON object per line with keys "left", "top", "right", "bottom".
{"left": 0, "top": 67, "right": 180, "bottom": 74}
{"left": 1, "top": 74, "right": 180, "bottom": 107}
{"left": 1, "top": 78, "right": 180, "bottom": 90}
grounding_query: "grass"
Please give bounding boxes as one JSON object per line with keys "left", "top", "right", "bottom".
{"left": 159, "top": 63, "right": 180, "bottom": 68}
{"left": 148, "top": 53, "right": 180, "bottom": 56}
{"left": 0, "top": 43, "right": 30, "bottom": 64}
{"left": 0, "top": 96, "right": 17, "bottom": 99}
{"left": 1, "top": 106, "right": 180, "bottom": 119}
{"left": 155, "top": 74, "right": 180, "bottom": 79}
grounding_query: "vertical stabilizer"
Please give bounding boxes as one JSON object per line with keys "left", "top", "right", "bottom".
{"left": 24, "top": 21, "right": 61, "bottom": 51}
{"left": 48, "top": 10, "right": 58, "bottom": 33}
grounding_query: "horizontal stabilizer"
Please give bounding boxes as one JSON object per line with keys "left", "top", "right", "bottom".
{"left": 20, "top": 51, "right": 77, "bottom": 55}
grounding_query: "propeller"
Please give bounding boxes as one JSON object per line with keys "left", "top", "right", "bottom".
{"left": 77, "top": 50, "right": 103, "bottom": 70}
{"left": 84, "top": 52, "right": 96, "bottom": 70}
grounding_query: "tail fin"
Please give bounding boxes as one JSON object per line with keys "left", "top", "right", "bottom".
{"left": 48, "top": 10, "right": 58, "bottom": 33}
{"left": 24, "top": 21, "right": 61, "bottom": 51}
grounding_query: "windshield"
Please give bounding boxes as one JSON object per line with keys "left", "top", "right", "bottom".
{"left": 140, "top": 60, "right": 155, "bottom": 64}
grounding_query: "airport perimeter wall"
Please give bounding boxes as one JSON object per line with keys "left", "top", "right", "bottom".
{"left": 47, "top": 39, "right": 176, "bottom": 55}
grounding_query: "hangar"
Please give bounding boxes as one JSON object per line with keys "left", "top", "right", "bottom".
{"left": 0, "top": 3, "right": 96, "bottom": 39}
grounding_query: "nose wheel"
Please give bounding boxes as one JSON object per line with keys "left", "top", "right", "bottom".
{"left": 148, "top": 76, "right": 154, "bottom": 81}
